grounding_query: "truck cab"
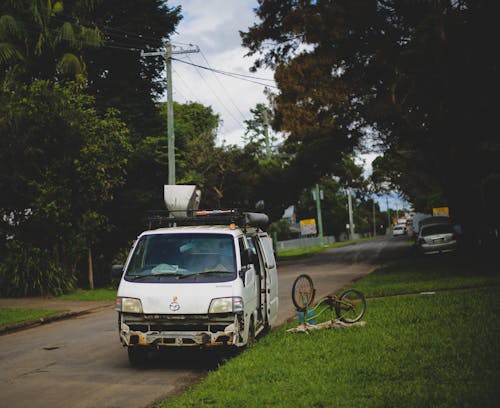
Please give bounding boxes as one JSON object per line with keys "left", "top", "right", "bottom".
{"left": 113, "top": 210, "right": 279, "bottom": 366}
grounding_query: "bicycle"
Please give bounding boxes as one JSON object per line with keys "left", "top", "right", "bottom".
{"left": 291, "top": 274, "right": 366, "bottom": 324}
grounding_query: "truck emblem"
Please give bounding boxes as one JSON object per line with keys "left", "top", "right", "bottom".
{"left": 170, "top": 296, "right": 180, "bottom": 311}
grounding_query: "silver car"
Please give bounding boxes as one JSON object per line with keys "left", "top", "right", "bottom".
{"left": 417, "top": 223, "right": 457, "bottom": 254}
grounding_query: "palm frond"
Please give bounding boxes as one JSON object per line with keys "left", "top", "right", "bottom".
{"left": 0, "top": 42, "right": 24, "bottom": 64}
{"left": 56, "top": 22, "right": 77, "bottom": 47}
{"left": 80, "top": 26, "right": 103, "bottom": 48}
{"left": 1, "top": 65, "right": 24, "bottom": 91}
{"left": 57, "top": 52, "right": 84, "bottom": 75}
{"left": 34, "top": 33, "right": 45, "bottom": 56}
{"left": 0, "top": 15, "right": 24, "bottom": 41}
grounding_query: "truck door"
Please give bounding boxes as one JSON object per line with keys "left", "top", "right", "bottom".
{"left": 257, "top": 233, "right": 279, "bottom": 326}
{"left": 238, "top": 237, "right": 258, "bottom": 321}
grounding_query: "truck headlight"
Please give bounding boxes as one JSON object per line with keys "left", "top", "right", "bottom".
{"left": 116, "top": 297, "right": 143, "bottom": 313}
{"left": 209, "top": 297, "right": 243, "bottom": 313}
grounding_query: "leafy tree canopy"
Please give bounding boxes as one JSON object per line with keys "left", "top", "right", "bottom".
{"left": 0, "top": 80, "right": 131, "bottom": 295}
{"left": 242, "top": 0, "right": 500, "bottom": 240}
{"left": 0, "top": 0, "right": 103, "bottom": 83}
{"left": 83, "top": 0, "right": 182, "bottom": 137}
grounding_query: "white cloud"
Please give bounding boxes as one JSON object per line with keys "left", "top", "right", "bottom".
{"left": 167, "top": 1, "right": 272, "bottom": 146}
{"left": 356, "top": 152, "right": 380, "bottom": 177}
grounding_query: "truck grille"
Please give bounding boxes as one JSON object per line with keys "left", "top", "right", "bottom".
{"left": 123, "top": 313, "right": 231, "bottom": 333}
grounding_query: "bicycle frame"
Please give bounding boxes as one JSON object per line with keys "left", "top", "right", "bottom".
{"left": 300, "top": 295, "right": 363, "bottom": 325}
{"left": 292, "top": 274, "right": 366, "bottom": 325}
{"left": 299, "top": 296, "right": 335, "bottom": 324}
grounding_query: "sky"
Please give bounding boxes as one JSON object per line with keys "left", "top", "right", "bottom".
{"left": 166, "top": 0, "right": 407, "bottom": 212}
{"left": 167, "top": 0, "right": 274, "bottom": 146}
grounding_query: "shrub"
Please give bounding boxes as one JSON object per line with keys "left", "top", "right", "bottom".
{"left": 0, "top": 241, "right": 76, "bottom": 297}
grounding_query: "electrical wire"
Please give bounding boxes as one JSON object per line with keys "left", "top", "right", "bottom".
{"left": 199, "top": 50, "right": 247, "bottom": 121}
{"left": 171, "top": 57, "right": 277, "bottom": 88}
{"left": 184, "top": 54, "right": 242, "bottom": 128}
{"left": 172, "top": 66, "right": 198, "bottom": 102}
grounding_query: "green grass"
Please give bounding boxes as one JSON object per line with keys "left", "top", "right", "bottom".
{"left": 277, "top": 235, "right": 385, "bottom": 260}
{"left": 57, "top": 287, "right": 117, "bottom": 301}
{"left": 354, "top": 251, "right": 500, "bottom": 297}
{"left": 155, "top": 251, "right": 500, "bottom": 407}
{"left": 0, "top": 308, "right": 64, "bottom": 327}
{"left": 277, "top": 240, "right": 357, "bottom": 260}
{"left": 0, "top": 288, "right": 117, "bottom": 327}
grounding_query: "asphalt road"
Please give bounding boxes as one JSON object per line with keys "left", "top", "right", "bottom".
{"left": 0, "top": 236, "right": 411, "bottom": 408}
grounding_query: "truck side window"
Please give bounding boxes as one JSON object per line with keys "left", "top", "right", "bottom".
{"left": 238, "top": 237, "right": 246, "bottom": 260}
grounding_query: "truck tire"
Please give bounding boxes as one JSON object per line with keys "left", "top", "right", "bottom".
{"left": 128, "top": 347, "right": 148, "bottom": 367}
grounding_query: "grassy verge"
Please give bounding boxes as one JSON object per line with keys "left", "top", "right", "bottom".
{"left": 57, "top": 287, "right": 117, "bottom": 301}
{"left": 0, "top": 308, "right": 64, "bottom": 327}
{"left": 0, "top": 288, "right": 116, "bottom": 327}
{"left": 277, "top": 238, "right": 366, "bottom": 260}
{"left": 155, "top": 251, "right": 500, "bottom": 407}
{"left": 355, "top": 251, "right": 500, "bottom": 297}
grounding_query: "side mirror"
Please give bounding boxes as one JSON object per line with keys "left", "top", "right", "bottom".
{"left": 241, "top": 248, "right": 255, "bottom": 266}
{"left": 111, "top": 264, "right": 124, "bottom": 278}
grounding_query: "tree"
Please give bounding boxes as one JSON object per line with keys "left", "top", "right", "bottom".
{"left": 0, "top": 0, "right": 102, "bottom": 83}
{"left": 83, "top": 0, "right": 182, "bottom": 137}
{"left": 105, "top": 100, "right": 224, "bottom": 250}
{"left": 242, "top": 1, "right": 500, "bottom": 245}
{"left": 0, "top": 80, "right": 131, "bottom": 295}
{"left": 244, "top": 103, "right": 276, "bottom": 159}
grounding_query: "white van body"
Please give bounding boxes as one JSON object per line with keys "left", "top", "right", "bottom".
{"left": 114, "top": 215, "right": 278, "bottom": 363}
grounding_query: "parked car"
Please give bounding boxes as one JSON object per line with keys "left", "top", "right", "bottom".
{"left": 392, "top": 224, "right": 407, "bottom": 236}
{"left": 417, "top": 223, "right": 457, "bottom": 254}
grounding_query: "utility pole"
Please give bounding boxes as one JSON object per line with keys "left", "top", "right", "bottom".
{"left": 165, "top": 44, "right": 175, "bottom": 185}
{"left": 141, "top": 43, "right": 199, "bottom": 185}
{"left": 263, "top": 108, "right": 271, "bottom": 160}
{"left": 386, "top": 195, "right": 391, "bottom": 234}
{"left": 313, "top": 184, "right": 324, "bottom": 245}
{"left": 372, "top": 198, "right": 376, "bottom": 237}
{"left": 347, "top": 189, "right": 354, "bottom": 240}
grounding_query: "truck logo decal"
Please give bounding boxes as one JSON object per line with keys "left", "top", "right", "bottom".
{"left": 170, "top": 296, "right": 180, "bottom": 312}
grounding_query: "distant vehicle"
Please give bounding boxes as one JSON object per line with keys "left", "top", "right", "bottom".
{"left": 417, "top": 223, "right": 457, "bottom": 254}
{"left": 393, "top": 224, "right": 407, "bottom": 236}
{"left": 411, "top": 213, "right": 432, "bottom": 238}
{"left": 412, "top": 214, "right": 452, "bottom": 240}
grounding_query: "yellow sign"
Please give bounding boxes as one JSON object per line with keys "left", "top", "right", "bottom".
{"left": 300, "top": 218, "right": 317, "bottom": 235}
{"left": 432, "top": 207, "right": 449, "bottom": 216}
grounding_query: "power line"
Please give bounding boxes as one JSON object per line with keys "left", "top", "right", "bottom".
{"left": 172, "top": 66, "right": 198, "bottom": 101}
{"left": 199, "top": 50, "right": 248, "bottom": 121}
{"left": 171, "top": 57, "right": 277, "bottom": 88}
{"left": 185, "top": 54, "right": 243, "bottom": 129}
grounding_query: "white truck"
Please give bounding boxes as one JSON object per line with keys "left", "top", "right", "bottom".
{"left": 112, "top": 207, "right": 279, "bottom": 366}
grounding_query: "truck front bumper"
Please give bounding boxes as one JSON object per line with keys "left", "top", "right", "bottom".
{"left": 119, "top": 312, "right": 244, "bottom": 348}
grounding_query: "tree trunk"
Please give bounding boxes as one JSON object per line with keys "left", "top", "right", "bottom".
{"left": 88, "top": 246, "right": 94, "bottom": 290}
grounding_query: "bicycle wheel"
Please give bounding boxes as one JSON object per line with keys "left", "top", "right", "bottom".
{"left": 291, "top": 274, "right": 315, "bottom": 311}
{"left": 335, "top": 289, "right": 366, "bottom": 323}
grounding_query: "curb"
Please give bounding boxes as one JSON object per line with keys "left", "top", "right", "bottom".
{"left": 0, "top": 304, "right": 112, "bottom": 336}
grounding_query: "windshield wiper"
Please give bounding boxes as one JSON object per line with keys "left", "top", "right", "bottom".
{"left": 177, "top": 270, "right": 232, "bottom": 280}
{"left": 129, "top": 272, "right": 184, "bottom": 281}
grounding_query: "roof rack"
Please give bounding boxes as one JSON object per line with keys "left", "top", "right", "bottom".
{"left": 146, "top": 209, "right": 269, "bottom": 230}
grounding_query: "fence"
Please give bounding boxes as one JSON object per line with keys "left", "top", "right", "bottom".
{"left": 276, "top": 235, "right": 336, "bottom": 252}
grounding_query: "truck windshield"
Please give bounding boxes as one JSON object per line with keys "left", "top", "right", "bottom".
{"left": 125, "top": 233, "right": 237, "bottom": 283}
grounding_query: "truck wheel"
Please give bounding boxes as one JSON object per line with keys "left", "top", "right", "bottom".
{"left": 128, "top": 347, "right": 148, "bottom": 367}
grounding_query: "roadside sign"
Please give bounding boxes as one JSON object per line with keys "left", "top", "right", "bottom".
{"left": 432, "top": 207, "right": 449, "bottom": 216}
{"left": 300, "top": 218, "right": 317, "bottom": 236}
